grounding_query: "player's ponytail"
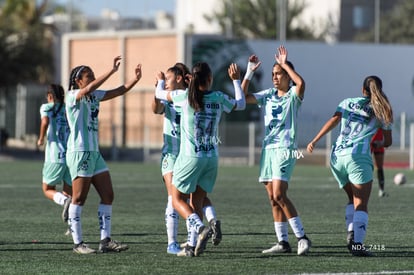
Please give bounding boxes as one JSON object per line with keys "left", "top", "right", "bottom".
{"left": 188, "top": 62, "right": 211, "bottom": 112}
{"left": 46, "top": 84, "right": 65, "bottom": 117}
{"left": 363, "top": 75, "right": 393, "bottom": 125}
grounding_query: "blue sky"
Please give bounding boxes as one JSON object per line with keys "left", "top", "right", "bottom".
{"left": 55, "top": 0, "right": 175, "bottom": 18}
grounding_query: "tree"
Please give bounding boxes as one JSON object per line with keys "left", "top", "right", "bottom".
{"left": 355, "top": 0, "right": 414, "bottom": 44}
{"left": 204, "top": 0, "right": 324, "bottom": 40}
{"left": 0, "top": 0, "right": 54, "bottom": 86}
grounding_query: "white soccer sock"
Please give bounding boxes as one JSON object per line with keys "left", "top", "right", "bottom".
{"left": 345, "top": 203, "right": 354, "bottom": 232}
{"left": 68, "top": 204, "right": 83, "bottom": 244}
{"left": 186, "top": 218, "right": 197, "bottom": 247}
{"left": 165, "top": 196, "right": 179, "bottom": 244}
{"left": 98, "top": 204, "right": 112, "bottom": 240}
{"left": 203, "top": 205, "right": 217, "bottom": 223}
{"left": 187, "top": 212, "right": 204, "bottom": 244}
{"left": 274, "top": 222, "right": 289, "bottom": 242}
{"left": 288, "top": 216, "right": 305, "bottom": 239}
{"left": 53, "top": 192, "right": 68, "bottom": 206}
{"left": 353, "top": 210, "right": 368, "bottom": 244}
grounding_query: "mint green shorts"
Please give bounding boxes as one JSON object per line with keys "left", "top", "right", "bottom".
{"left": 161, "top": 153, "right": 177, "bottom": 176}
{"left": 330, "top": 152, "right": 373, "bottom": 188}
{"left": 259, "top": 148, "right": 297, "bottom": 183}
{"left": 66, "top": 151, "right": 108, "bottom": 180}
{"left": 172, "top": 156, "right": 218, "bottom": 194}
{"left": 42, "top": 162, "right": 72, "bottom": 186}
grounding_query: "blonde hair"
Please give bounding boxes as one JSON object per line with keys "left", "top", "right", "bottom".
{"left": 363, "top": 76, "right": 393, "bottom": 125}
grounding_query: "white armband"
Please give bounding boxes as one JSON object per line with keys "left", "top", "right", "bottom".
{"left": 155, "top": 80, "right": 168, "bottom": 101}
{"left": 244, "top": 61, "right": 255, "bottom": 81}
{"left": 233, "top": 80, "right": 246, "bottom": 110}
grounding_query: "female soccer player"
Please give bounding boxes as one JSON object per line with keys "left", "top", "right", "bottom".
{"left": 307, "top": 75, "right": 393, "bottom": 256}
{"left": 152, "top": 63, "right": 222, "bottom": 255}
{"left": 37, "top": 84, "right": 72, "bottom": 225}
{"left": 65, "top": 56, "right": 142, "bottom": 254}
{"left": 154, "top": 62, "right": 245, "bottom": 257}
{"left": 371, "top": 128, "right": 387, "bottom": 197}
{"left": 241, "top": 46, "right": 311, "bottom": 256}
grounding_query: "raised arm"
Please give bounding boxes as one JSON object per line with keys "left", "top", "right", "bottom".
{"left": 275, "top": 46, "right": 305, "bottom": 99}
{"left": 307, "top": 112, "right": 341, "bottom": 153}
{"left": 76, "top": 56, "right": 121, "bottom": 100}
{"left": 241, "top": 54, "right": 261, "bottom": 104}
{"left": 228, "top": 63, "right": 245, "bottom": 111}
{"left": 154, "top": 71, "right": 173, "bottom": 102}
{"left": 102, "top": 63, "right": 142, "bottom": 101}
{"left": 152, "top": 71, "right": 166, "bottom": 114}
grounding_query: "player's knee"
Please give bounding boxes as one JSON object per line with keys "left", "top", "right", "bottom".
{"left": 274, "top": 194, "right": 286, "bottom": 206}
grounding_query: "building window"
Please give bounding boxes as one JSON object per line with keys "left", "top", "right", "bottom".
{"left": 353, "top": 6, "right": 370, "bottom": 29}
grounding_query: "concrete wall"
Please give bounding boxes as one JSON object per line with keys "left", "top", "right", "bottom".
{"left": 62, "top": 30, "right": 185, "bottom": 147}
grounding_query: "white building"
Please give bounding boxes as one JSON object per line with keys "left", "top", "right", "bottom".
{"left": 176, "top": 0, "right": 341, "bottom": 41}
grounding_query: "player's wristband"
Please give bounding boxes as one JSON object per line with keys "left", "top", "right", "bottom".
{"left": 244, "top": 62, "right": 255, "bottom": 81}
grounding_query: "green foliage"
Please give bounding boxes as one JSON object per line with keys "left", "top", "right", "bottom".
{"left": 0, "top": 0, "right": 54, "bottom": 86}
{"left": 204, "top": 0, "right": 321, "bottom": 40}
{"left": 355, "top": 0, "right": 414, "bottom": 44}
{"left": 192, "top": 38, "right": 261, "bottom": 122}
{"left": 0, "top": 160, "right": 413, "bottom": 274}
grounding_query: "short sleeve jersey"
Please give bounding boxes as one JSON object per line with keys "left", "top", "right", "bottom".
{"left": 172, "top": 90, "right": 235, "bottom": 157}
{"left": 39, "top": 103, "right": 70, "bottom": 163}
{"left": 253, "top": 86, "right": 302, "bottom": 149}
{"left": 162, "top": 101, "right": 181, "bottom": 156}
{"left": 65, "top": 89, "right": 106, "bottom": 152}
{"left": 333, "top": 97, "right": 392, "bottom": 155}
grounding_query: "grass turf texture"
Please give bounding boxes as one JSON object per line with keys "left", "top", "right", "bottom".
{"left": 0, "top": 161, "right": 413, "bottom": 274}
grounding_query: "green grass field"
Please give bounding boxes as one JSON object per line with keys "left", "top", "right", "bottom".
{"left": 0, "top": 160, "right": 413, "bottom": 274}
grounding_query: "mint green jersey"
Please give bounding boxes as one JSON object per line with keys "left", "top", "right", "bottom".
{"left": 39, "top": 103, "right": 69, "bottom": 163}
{"left": 254, "top": 86, "right": 302, "bottom": 149}
{"left": 65, "top": 89, "right": 106, "bottom": 152}
{"left": 332, "top": 97, "right": 392, "bottom": 156}
{"left": 161, "top": 101, "right": 181, "bottom": 156}
{"left": 172, "top": 90, "right": 235, "bottom": 157}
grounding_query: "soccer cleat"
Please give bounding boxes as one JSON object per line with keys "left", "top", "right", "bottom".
{"left": 378, "top": 190, "right": 388, "bottom": 198}
{"left": 346, "top": 231, "right": 354, "bottom": 251}
{"left": 209, "top": 219, "right": 222, "bottom": 246}
{"left": 64, "top": 227, "right": 71, "bottom": 236}
{"left": 297, "top": 236, "right": 311, "bottom": 255}
{"left": 62, "top": 197, "right": 71, "bottom": 223}
{"left": 262, "top": 241, "right": 292, "bottom": 253}
{"left": 73, "top": 242, "right": 96, "bottom": 254}
{"left": 350, "top": 242, "right": 373, "bottom": 257}
{"left": 167, "top": 242, "right": 181, "bottom": 254}
{"left": 195, "top": 225, "right": 210, "bottom": 256}
{"left": 177, "top": 245, "right": 195, "bottom": 257}
{"left": 98, "top": 237, "right": 129, "bottom": 253}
